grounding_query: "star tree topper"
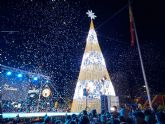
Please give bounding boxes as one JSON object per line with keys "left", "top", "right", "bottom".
{"left": 86, "top": 10, "right": 97, "bottom": 20}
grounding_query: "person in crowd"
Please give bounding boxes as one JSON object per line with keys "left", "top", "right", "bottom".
{"left": 119, "top": 104, "right": 130, "bottom": 119}
{"left": 133, "top": 111, "right": 147, "bottom": 124}
{"left": 90, "top": 109, "right": 99, "bottom": 124}
{"left": 71, "top": 114, "right": 79, "bottom": 124}
{"left": 100, "top": 114, "right": 107, "bottom": 124}
{"left": 55, "top": 120, "right": 63, "bottom": 124}
{"left": 105, "top": 112, "right": 111, "bottom": 124}
{"left": 155, "top": 111, "right": 165, "bottom": 124}
{"left": 43, "top": 114, "right": 52, "bottom": 124}
{"left": 144, "top": 109, "right": 156, "bottom": 124}
{"left": 119, "top": 116, "right": 126, "bottom": 124}
{"left": 111, "top": 106, "right": 120, "bottom": 120}
{"left": 82, "top": 110, "right": 88, "bottom": 116}
{"left": 101, "top": 109, "right": 105, "bottom": 115}
{"left": 119, "top": 106, "right": 125, "bottom": 117}
{"left": 2, "top": 105, "right": 165, "bottom": 124}
{"left": 65, "top": 115, "right": 72, "bottom": 124}
{"left": 69, "top": 120, "right": 77, "bottom": 124}
{"left": 79, "top": 114, "right": 90, "bottom": 124}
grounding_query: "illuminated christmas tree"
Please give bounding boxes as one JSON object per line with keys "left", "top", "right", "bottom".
{"left": 71, "top": 10, "right": 115, "bottom": 112}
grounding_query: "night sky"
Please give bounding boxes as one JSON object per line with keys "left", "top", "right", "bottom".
{"left": 0, "top": 0, "right": 165, "bottom": 100}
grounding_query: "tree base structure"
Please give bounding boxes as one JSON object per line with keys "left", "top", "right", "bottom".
{"left": 71, "top": 98, "right": 101, "bottom": 113}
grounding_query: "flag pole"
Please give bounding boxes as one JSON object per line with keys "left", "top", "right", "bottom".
{"left": 128, "top": 0, "right": 153, "bottom": 110}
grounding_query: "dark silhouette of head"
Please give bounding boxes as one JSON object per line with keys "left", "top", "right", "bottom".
{"left": 156, "top": 112, "right": 165, "bottom": 123}
{"left": 79, "top": 115, "right": 90, "bottom": 124}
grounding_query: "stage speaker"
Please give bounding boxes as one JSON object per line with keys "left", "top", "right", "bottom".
{"left": 100, "top": 95, "right": 119, "bottom": 112}
{"left": 100, "top": 95, "right": 108, "bottom": 112}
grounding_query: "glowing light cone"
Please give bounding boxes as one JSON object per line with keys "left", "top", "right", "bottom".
{"left": 71, "top": 16, "right": 115, "bottom": 112}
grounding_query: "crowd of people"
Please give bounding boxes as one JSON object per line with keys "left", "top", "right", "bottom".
{"left": 1, "top": 105, "right": 165, "bottom": 124}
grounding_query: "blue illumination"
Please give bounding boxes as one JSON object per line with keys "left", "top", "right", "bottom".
{"left": 17, "top": 73, "right": 23, "bottom": 78}
{"left": 46, "top": 80, "right": 49, "bottom": 83}
{"left": 6, "top": 71, "right": 12, "bottom": 76}
{"left": 33, "top": 77, "right": 38, "bottom": 81}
